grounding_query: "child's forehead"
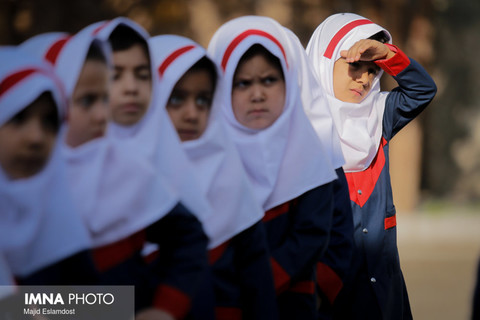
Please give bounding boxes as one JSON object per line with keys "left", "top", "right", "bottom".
{"left": 112, "top": 44, "right": 150, "bottom": 65}
{"left": 10, "top": 92, "right": 57, "bottom": 119}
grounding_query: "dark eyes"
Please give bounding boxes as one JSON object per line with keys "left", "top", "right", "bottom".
{"left": 8, "top": 110, "right": 59, "bottom": 133}
{"left": 348, "top": 62, "right": 379, "bottom": 75}
{"left": 233, "top": 79, "right": 251, "bottom": 89}
{"left": 113, "top": 67, "right": 151, "bottom": 82}
{"left": 76, "top": 93, "right": 108, "bottom": 109}
{"left": 233, "top": 76, "right": 280, "bottom": 89}
{"left": 167, "top": 93, "right": 212, "bottom": 110}
{"left": 42, "top": 112, "right": 60, "bottom": 132}
{"left": 135, "top": 69, "right": 151, "bottom": 81}
{"left": 9, "top": 109, "right": 27, "bottom": 125}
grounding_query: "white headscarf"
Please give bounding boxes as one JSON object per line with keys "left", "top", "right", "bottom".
{"left": 208, "top": 16, "right": 337, "bottom": 211}
{"left": 86, "top": 18, "right": 213, "bottom": 232}
{"left": 148, "top": 35, "right": 264, "bottom": 249}
{"left": 0, "top": 47, "right": 91, "bottom": 277}
{"left": 20, "top": 23, "right": 179, "bottom": 248}
{"left": 306, "top": 13, "right": 392, "bottom": 172}
{"left": 282, "top": 27, "right": 345, "bottom": 169}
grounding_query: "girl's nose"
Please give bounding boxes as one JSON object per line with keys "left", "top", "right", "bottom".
{"left": 23, "top": 119, "right": 47, "bottom": 146}
{"left": 92, "top": 102, "right": 109, "bottom": 124}
{"left": 183, "top": 100, "right": 200, "bottom": 122}
{"left": 356, "top": 70, "right": 370, "bottom": 85}
{"left": 123, "top": 73, "right": 139, "bottom": 93}
{"left": 251, "top": 83, "right": 265, "bottom": 102}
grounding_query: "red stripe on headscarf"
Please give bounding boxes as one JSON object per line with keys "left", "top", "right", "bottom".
{"left": 0, "top": 68, "right": 67, "bottom": 121}
{"left": 221, "top": 29, "right": 288, "bottom": 71}
{"left": 0, "top": 69, "right": 37, "bottom": 98}
{"left": 323, "top": 19, "right": 373, "bottom": 59}
{"left": 45, "top": 36, "right": 71, "bottom": 65}
{"left": 92, "top": 21, "right": 111, "bottom": 35}
{"left": 158, "top": 45, "right": 196, "bottom": 78}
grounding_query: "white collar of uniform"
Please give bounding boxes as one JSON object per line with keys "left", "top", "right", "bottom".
{"left": 0, "top": 47, "right": 91, "bottom": 277}
{"left": 149, "top": 35, "right": 264, "bottom": 248}
{"left": 208, "top": 15, "right": 337, "bottom": 211}
{"left": 306, "top": 13, "right": 392, "bottom": 172}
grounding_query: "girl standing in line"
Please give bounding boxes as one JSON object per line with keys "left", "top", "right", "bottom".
{"left": 149, "top": 34, "right": 278, "bottom": 320}
{"left": 0, "top": 47, "right": 95, "bottom": 286}
{"left": 283, "top": 27, "right": 355, "bottom": 319}
{"left": 306, "top": 13, "right": 437, "bottom": 319}
{"left": 21, "top": 22, "right": 209, "bottom": 319}
{"left": 208, "top": 15, "right": 337, "bottom": 320}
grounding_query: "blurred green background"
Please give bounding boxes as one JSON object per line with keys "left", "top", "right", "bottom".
{"left": 1, "top": 0, "right": 480, "bottom": 318}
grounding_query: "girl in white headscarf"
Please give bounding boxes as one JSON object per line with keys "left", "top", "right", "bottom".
{"left": 283, "top": 27, "right": 355, "bottom": 319}
{"left": 208, "top": 15, "right": 338, "bottom": 320}
{"left": 306, "top": 13, "right": 436, "bottom": 320}
{"left": 0, "top": 47, "right": 95, "bottom": 287}
{"left": 21, "top": 21, "right": 210, "bottom": 318}
{"left": 149, "top": 34, "right": 278, "bottom": 320}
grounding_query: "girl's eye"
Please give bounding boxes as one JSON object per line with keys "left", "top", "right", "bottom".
{"left": 196, "top": 96, "right": 212, "bottom": 108}
{"left": 78, "top": 95, "right": 96, "bottom": 109}
{"left": 42, "top": 113, "right": 60, "bottom": 133}
{"left": 368, "top": 67, "right": 379, "bottom": 75}
{"left": 112, "top": 71, "right": 121, "bottom": 81}
{"left": 168, "top": 95, "right": 183, "bottom": 106}
{"left": 348, "top": 62, "right": 361, "bottom": 69}
{"left": 262, "top": 76, "right": 278, "bottom": 85}
{"left": 233, "top": 79, "right": 250, "bottom": 89}
{"left": 135, "top": 68, "right": 151, "bottom": 81}
{"left": 8, "top": 110, "right": 27, "bottom": 125}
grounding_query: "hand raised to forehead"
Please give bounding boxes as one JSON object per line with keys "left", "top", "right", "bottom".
{"left": 340, "top": 39, "right": 395, "bottom": 63}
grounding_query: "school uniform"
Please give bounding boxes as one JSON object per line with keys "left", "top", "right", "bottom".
{"left": 149, "top": 35, "right": 277, "bottom": 320}
{"left": 21, "top": 21, "right": 210, "bottom": 319}
{"left": 208, "top": 16, "right": 337, "bottom": 320}
{"left": 284, "top": 28, "right": 355, "bottom": 317}
{"left": 306, "top": 13, "right": 437, "bottom": 319}
{"left": 0, "top": 47, "right": 95, "bottom": 286}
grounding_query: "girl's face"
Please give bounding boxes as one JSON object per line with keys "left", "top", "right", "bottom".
{"left": 110, "top": 44, "right": 152, "bottom": 126}
{"left": 66, "top": 59, "right": 109, "bottom": 148}
{"left": 0, "top": 93, "right": 59, "bottom": 180}
{"left": 231, "top": 54, "right": 285, "bottom": 130}
{"left": 332, "top": 57, "right": 380, "bottom": 103}
{"left": 166, "top": 69, "right": 214, "bottom": 141}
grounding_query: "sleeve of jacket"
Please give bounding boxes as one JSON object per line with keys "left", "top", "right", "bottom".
{"left": 270, "top": 182, "right": 334, "bottom": 295}
{"left": 145, "top": 202, "right": 209, "bottom": 320}
{"left": 234, "top": 221, "right": 278, "bottom": 320}
{"left": 316, "top": 167, "right": 354, "bottom": 305}
{"left": 375, "top": 44, "right": 437, "bottom": 140}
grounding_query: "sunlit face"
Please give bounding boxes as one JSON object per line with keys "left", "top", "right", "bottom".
{"left": 66, "top": 59, "right": 109, "bottom": 148}
{"left": 110, "top": 44, "right": 152, "bottom": 126}
{"left": 231, "top": 54, "right": 285, "bottom": 130}
{"left": 0, "top": 93, "right": 59, "bottom": 180}
{"left": 332, "top": 58, "right": 380, "bottom": 103}
{"left": 166, "top": 69, "right": 214, "bottom": 141}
